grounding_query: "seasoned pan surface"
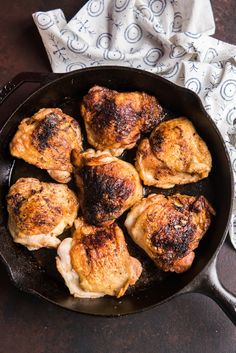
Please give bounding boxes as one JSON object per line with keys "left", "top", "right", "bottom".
{"left": 0, "top": 67, "right": 233, "bottom": 316}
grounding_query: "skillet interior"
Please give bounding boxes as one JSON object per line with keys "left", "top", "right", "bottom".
{"left": 0, "top": 67, "right": 233, "bottom": 315}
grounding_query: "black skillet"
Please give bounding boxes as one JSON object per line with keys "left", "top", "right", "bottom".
{"left": 0, "top": 66, "right": 235, "bottom": 324}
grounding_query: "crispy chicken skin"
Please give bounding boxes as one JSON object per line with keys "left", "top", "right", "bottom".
{"left": 81, "top": 85, "right": 162, "bottom": 156}
{"left": 10, "top": 108, "right": 83, "bottom": 183}
{"left": 125, "top": 193, "right": 215, "bottom": 273}
{"left": 72, "top": 149, "right": 143, "bottom": 226}
{"left": 136, "top": 117, "right": 212, "bottom": 188}
{"left": 7, "top": 178, "right": 78, "bottom": 250}
{"left": 56, "top": 218, "right": 142, "bottom": 298}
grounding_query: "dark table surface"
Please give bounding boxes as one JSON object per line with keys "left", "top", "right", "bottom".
{"left": 0, "top": 1, "right": 236, "bottom": 352}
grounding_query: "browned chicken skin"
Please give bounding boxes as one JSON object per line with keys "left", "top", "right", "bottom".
{"left": 136, "top": 117, "right": 212, "bottom": 188}
{"left": 10, "top": 108, "right": 83, "bottom": 183}
{"left": 56, "top": 218, "right": 142, "bottom": 298}
{"left": 7, "top": 178, "right": 78, "bottom": 250}
{"left": 81, "top": 85, "right": 162, "bottom": 156}
{"left": 125, "top": 193, "right": 215, "bottom": 273}
{"left": 72, "top": 149, "right": 143, "bottom": 226}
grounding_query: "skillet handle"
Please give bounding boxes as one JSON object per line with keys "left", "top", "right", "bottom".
{"left": 0, "top": 72, "right": 63, "bottom": 105}
{"left": 185, "top": 256, "right": 236, "bottom": 325}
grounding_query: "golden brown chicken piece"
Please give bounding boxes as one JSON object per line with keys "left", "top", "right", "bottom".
{"left": 125, "top": 193, "right": 215, "bottom": 273}
{"left": 56, "top": 218, "right": 142, "bottom": 298}
{"left": 10, "top": 108, "right": 82, "bottom": 183}
{"left": 81, "top": 85, "right": 162, "bottom": 156}
{"left": 136, "top": 117, "right": 212, "bottom": 188}
{"left": 7, "top": 178, "right": 78, "bottom": 250}
{"left": 72, "top": 149, "right": 143, "bottom": 226}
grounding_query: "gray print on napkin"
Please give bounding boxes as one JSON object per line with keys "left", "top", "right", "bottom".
{"left": 33, "top": 0, "right": 236, "bottom": 248}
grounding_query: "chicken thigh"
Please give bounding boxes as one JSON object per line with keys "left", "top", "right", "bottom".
{"left": 125, "top": 193, "right": 215, "bottom": 273}
{"left": 7, "top": 178, "right": 78, "bottom": 250}
{"left": 72, "top": 149, "right": 143, "bottom": 226}
{"left": 10, "top": 108, "right": 82, "bottom": 183}
{"left": 81, "top": 85, "right": 162, "bottom": 156}
{"left": 56, "top": 218, "right": 142, "bottom": 298}
{"left": 136, "top": 117, "right": 212, "bottom": 188}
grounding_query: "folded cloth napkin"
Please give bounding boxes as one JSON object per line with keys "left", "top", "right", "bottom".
{"left": 33, "top": 0, "right": 236, "bottom": 248}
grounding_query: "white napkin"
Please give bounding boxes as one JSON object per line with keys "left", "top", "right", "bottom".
{"left": 33, "top": 0, "right": 236, "bottom": 248}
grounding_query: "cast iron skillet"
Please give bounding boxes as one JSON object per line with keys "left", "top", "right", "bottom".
{"left": 0, "top": 66, "right": 235, "bottom": 323}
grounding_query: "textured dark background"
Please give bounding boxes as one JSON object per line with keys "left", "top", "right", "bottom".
{"left": 0, "top": 1, "right": 236, "bottom": 352}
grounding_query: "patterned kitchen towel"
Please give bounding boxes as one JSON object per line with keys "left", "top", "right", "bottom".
{"left": 33, "top": 0, "right": 236, "bottom": 248}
